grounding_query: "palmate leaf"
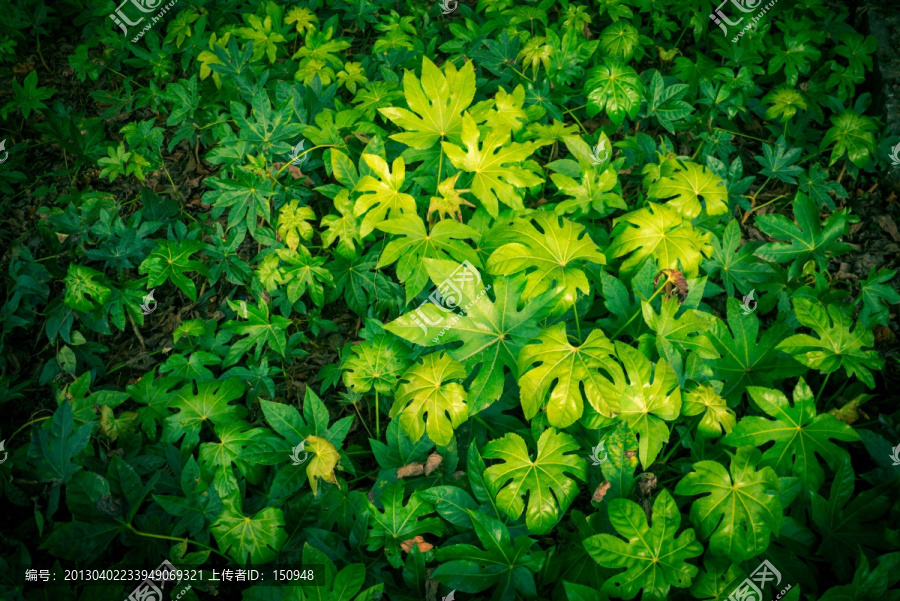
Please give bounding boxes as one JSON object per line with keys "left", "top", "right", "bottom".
{"left": 648, "top": 161, "right": 728, "bottom": 219}
{"left": 482, "top": 428, "right": 587, "bottom": 535}
{"left": 391, "top": 352, "right": 468, "bottom": 446}
{"left": 286, "top": 544, "right": 383, "bottom": 601}
{"left": 231, "top": 92, "right": 303, "bottom": 150}
{"left": 211, "top": 498, "right": 287, "bottom": 565}
{"left": 681, "top": 382, "right": 736, "bottom": 438}
{"left": 276, "top": 200, "right": 315, "bottom": 251}
{"left": 517, "top": 322, "right": 624, "bottom": 427}
{"left": 138, "top": 240, "right": 210, "bottom": 302}
{"left": 641, "top": 297, "right": 718, "bottom": 362}
{"left": 321, "top": 189, "right": 362, "bottom": 259}
{"left": 486, "top": 213, "right": 606, "bottom": 315}
{"left": 800, "top": 164, "right": 847, "bottom": 211}
{"left": 702, "top": 219, "right": 772, "bottom": 296}
{"left": 600, "top": 422, "right": 640, "bottom": 501}
{"left": 261, "top": 246, "right": 334, "bottom": 307}
{"left": 385, "top": 259, "right": 553, "bottom": 412}
{"left": 222, "top": 299, "right": 292, "bottom": 368}
{"left": 378, "top": 56, "right": 476, "bottom": 150}
{"left": 584, "top": 58, "right": 643, "bottom": 125}
{"left": 762, "top": 86, "right": 808, "bottom": 121}
{"left": 599, "top": 21, "right": 640, "bottom": 62}
{"left": 858, "top": 268, "right": 900, "bottom": 327}
{"left": 822, "top": 109, "right": 878, "bottom": 168}
{"left": 777, "top": 298, "right": 884, "bottom": 389}
{"left": 754, "top": 193, "right": 854, "bottom": 279}
{"left": 584, "top": 489, "right": 703, "bottom": 601}
{"left": 432, "top": 509, "right": 544, "bottom": 601}
{"left": 63, "top": 264, "right": 111, "bottom": 313}
{"left": 365, "top": 482, "right": 445, "bottom": 568}
{"left": 198, "top": 420, "right": 269, "bottom": 484}
{"left": 755, "top": 136, "right": 803, "bottom": 185}
{"left": 203, "top": 169, "right": 276, "bottom": 236}
{"left": 675, "top": 446, "right": 782, "bottom": 563}
{"left": 819, "top": 552, "right": 900, "bottom": 601}
{"left": 641, "top": 70, "right": 693, "bottom": 133}
{"left": 810, "top": 458, "right": 892, "bottom": 581}
{"left": 305, "top": 435, "right": 341, "bottom": 496}
{"left": 342, "top": 334, "right": 412, "bottom": 395}
{"left": 768, "top": 35, "right": 821, "bottom": 86}
{"left": 721, "top": 378, "right": 860, "bottom": 491}
{"left": 153, "top": 456, "right": 223, "bottom": 538}
{"left": 707, "top": 298, "right": 805, "bottom": 404}
{"left": 162, "top": 378, "right": 248, "bottom": 452}
{"left": 28, "top": 401, "right": 94, "bottom": 485}
{"left": 608, "top": 202, "right": 713, "bottom": 279}
{"left": 442, "top": 113, "right": 545, "bottom": 217}
{"left": 598, "top": 343, "right": 681, "bottom": 468}
{"left": 377, "top": 213, "right": 480, "bottom": 304}
{"left": 353, "top": 154, "right": 417, "bottom": 237}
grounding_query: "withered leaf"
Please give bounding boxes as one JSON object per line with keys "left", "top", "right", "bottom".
{"left": 592, "top": 481, "right": 612, "bottom": 503}
{"left": 397, "top": 462, "right": 425, "bottom": 479}
{"left": 400, "top": 535, "right": 433, "bottom": 553}
{"left": 424, "top": 453, "right": 443, "bottom": 476}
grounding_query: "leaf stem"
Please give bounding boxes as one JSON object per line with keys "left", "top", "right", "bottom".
{"left": 123, "top": 523, "right": 230, "bottom": 562}
{"left": 611, "top": 282, "right": 666, "bottom": 340}
{"left": 7, "top": 415, "right": 52, "bottom": 445}
{"left": 375, "top": 389, "right": 380, "bottom": 440}
{"left": 712, "top": 127, "right": 769, "bottom": 144}
{"left": 161, "top": 161, "right": 184, "bottom": 202}
{"left": 563, "top": 107, "right": 588, "bottom": 136}
{"left": 815, "top": 372, "right": 831, "bottom": 405}
{"left": 572, "top": 299, "right": 582, "bottom": 343}
{"left": 274, "top": 144, "right": 338, "bottom": 180}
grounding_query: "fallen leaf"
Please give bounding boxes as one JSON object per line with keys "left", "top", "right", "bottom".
{"left": 592, "top": 481, "right": 611, "bottom": 503}
{"left": 397, "top": 462, "right": 425, "bottom": 479}
{"left": 656, "top": 269, "right": 688, "bottom": 302}
{"left": 400, "top": 535, "right": 433, "bottom": 553}
{"left": 424, "top": 453, "right": 443, "bottom": 476}
{"left": 876, "top": 215, "right": 900, "bottom": 242}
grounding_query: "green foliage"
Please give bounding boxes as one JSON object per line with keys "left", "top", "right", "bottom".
{"left": 584, "top": 489, "right": 703, "bottom": 600}
{"left": 3, "top": 1, "right": 896, "bottom": 599}
{"left": 483, "top": 429, "right": 587, "bottom": 534}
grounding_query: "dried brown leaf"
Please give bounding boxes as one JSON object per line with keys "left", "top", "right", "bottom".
{"left": 424, "top": 453, "right": 443, "bottom": 476}
{"left": 400, "top": 535, "right": 433, "bottom": 553}
{"left": 592, "top": 481, "right": 611, "bottom": 503}
{"left": 397, "top": 462, "right": 425, "bottom": 479}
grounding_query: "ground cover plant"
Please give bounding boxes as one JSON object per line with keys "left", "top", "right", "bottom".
{"left": 1, "top": 0, "right": 900, "bottom": 599}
